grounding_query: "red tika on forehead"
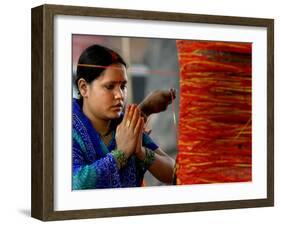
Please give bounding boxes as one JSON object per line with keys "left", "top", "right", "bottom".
{"left": 110, "top": 51, "right": 118, "bottom": 61}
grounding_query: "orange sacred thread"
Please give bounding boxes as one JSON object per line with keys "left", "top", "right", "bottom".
{"left": 175, "top": 40, "right": 252, "bottom": 185}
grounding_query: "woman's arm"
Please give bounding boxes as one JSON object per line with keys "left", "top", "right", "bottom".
{"left": 138, "top": 88, "right": 176, "bottom": 120}
{"left": 135, "top": 130, "right": 175, "bottom": 184}
{"left": 148, "top": 148, "right": 175, "bottom": 184}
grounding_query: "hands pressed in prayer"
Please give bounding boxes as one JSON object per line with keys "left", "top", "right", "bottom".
{"left": 115, "top": 104, "right": 144, "bottom": 158}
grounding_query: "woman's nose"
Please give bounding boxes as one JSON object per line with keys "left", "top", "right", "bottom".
{"left": 114, "top": 88, "right": 124, "bottom": 99}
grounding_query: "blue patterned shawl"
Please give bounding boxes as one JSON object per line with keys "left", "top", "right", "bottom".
{"left": 72, "top": 98, "right": 158, "bottom": 189}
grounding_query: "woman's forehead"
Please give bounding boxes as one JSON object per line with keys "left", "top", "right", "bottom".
{"left": 99, "top": 64, "right": 128, "bottom": 82}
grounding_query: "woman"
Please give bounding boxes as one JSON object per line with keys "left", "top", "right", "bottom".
{"left": 72, "top": 44, "right": 175, "bottom": 189}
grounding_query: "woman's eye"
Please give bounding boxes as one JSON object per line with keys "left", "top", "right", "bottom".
{"left": 105, "top": 84, "right": 114, "bottom": 90}
{"left": 121, "top": 84, "right": 127, "bottom": 90}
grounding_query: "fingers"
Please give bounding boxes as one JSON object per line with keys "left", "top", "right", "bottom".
{"left": 163, "top": 88, "right": 176, "bottom": 106}
{"left": 123, "top": 104, "right": 135, "bottom": 128}
{"left": 162, "top": 88, "right": 176, "bottom": 101}
{"left": 116, "top": 105, "right": 143, "bottom": 157}
{"left": 167, "top": 88, "right": 176, "bottom": 102}
{"left": 122, "top": 104, "right": 141, "bottom": 130}
{"left": 130, "top": 105, "right": 140, "bottom": 129}
{"left": 122, "top": 104, "right": 131, "bottom": 124}
{"left": 170, "top": 88, "right": 176, "bottom": 100}
{"left": 134, "top": 116, "right": 144, "bottom": 135}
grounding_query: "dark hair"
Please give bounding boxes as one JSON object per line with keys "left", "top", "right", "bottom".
{"left": 75, "top": 44, "right": 127, "bottom": 92}
{"left": 75, "top": 45, "right": 126, "bottom": 128}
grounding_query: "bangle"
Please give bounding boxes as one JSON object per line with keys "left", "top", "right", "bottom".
{"left": 143, "top": 148, "right": 156, "bottom": 168}
{"left": 111, "top": 149, "right": 128, "bottom": 169}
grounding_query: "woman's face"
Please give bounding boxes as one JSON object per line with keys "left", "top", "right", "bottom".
{"left": 82, "top": 63, "right": 128, "bottom": 122}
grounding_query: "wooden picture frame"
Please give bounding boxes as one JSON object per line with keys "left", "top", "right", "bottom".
{"left": 31, "top": 4, "right": 274, "bottom": 221}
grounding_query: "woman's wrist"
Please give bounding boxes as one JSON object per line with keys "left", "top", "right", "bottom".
{"left": 139, "top": 148, "right": 156, "bottom": 169}
{"left": 135, "top": 147, "right": 146, "bottom": 161}
{"left": 111, "top": 149, "right": 128, "bottom": 169}
{"left": 138, "top": 103, "right": 151, "bottom": 121}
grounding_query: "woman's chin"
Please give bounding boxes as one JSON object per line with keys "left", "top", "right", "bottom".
{"left": 109, "top": 111, "right": 122, "bottom": 119}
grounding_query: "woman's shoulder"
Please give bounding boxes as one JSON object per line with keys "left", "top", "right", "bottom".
{"left": 73, "top": 98, "right": 90, "bottom": 125}
{"left": 73, "top": 98, "right": 82, "bottom": 113}
{"left": 72, "top": 98, "right": 90, "bottom": 132}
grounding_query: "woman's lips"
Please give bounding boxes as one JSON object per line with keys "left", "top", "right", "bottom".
{"left": 112, "top": 104, "right": 123, "bottom": 110}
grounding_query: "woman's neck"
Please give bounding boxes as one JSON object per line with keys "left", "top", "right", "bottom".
{"left": 82, "top": 104, "right": 111, "bottom": 136}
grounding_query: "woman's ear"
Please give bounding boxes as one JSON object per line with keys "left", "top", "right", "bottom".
{"left": 77, "top": 78, "right": 88, "bottom": 98}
